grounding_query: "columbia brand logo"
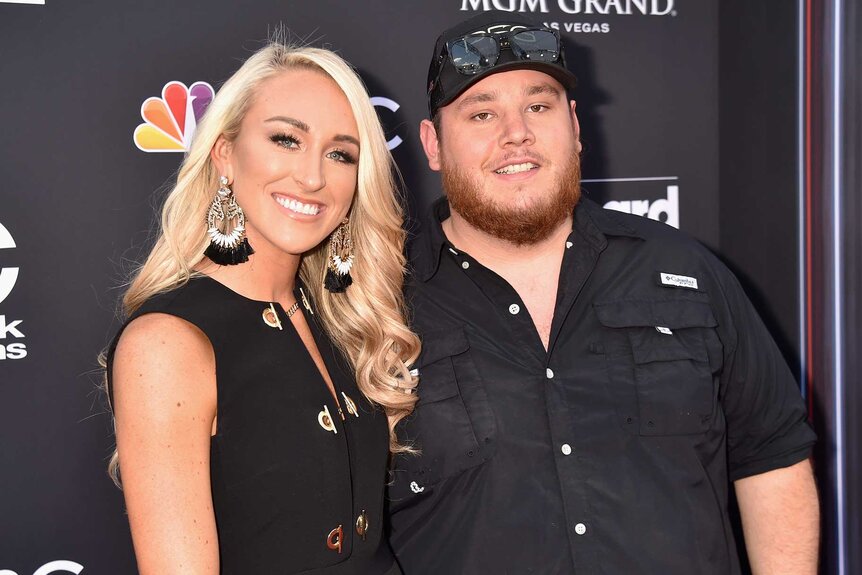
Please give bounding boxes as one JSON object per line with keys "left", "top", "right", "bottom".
{"left": 659, "top": 272, "right": 698, "bottom": 290}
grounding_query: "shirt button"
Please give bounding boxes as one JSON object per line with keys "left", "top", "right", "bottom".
{"left": 461, "top": 261, "right": 470, "bottom": 269}
{"left": 509, "top": 304, "right": 520, "bottom": 315}
{"left": 574, "top": 523, "right": 587, "bottom": 535}
{"left": 566, "top": 241, "right": 573, "bottom": 248}
{"left": 561, "top": 443, "right": 572, "bottom": 455}
{"left": 546, "top": 368, "right": 554, "bottom": 379}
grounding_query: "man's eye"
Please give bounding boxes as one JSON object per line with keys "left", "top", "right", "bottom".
{"left": 472, "top": 112, "right": 492, "bottom": 121}
{"left": 528, "top": 104, "right": 548, "bottom": 113}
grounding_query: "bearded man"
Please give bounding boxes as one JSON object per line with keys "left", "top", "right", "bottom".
{"left": 386, "top": 12, "right": 819, "bottom": 575}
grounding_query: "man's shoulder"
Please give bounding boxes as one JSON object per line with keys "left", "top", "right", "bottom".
{"left": 576, "top": 199, "right": 748, "bottom": 308}
{"left": 581, "top": 197, "right": 695, "bottom": 242}
{"left": 579, "top": 198, "right": 716, "bottom": 263}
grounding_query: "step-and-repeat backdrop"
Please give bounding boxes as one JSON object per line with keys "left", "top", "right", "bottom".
{"left": 0, "top": 1, "right": 815, "bottom": 573}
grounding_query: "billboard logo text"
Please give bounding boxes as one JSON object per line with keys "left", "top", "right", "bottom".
{"left": 604, "top": 185, "right": 679, "bottom": 228}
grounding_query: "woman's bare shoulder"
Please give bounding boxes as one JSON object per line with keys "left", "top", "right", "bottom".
{"left": 112, "top": 312, "right": 217, "bottom": 417}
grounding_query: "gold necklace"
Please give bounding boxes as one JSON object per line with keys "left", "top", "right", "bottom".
{"left": 285, "top": 301, "right": 300, "bottom": 318}
{"left": 262, "top": 301, "right": 300, "bottom": 330}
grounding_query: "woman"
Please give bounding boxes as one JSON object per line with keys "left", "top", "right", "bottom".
{"left": 105, "top": 41, "right": 419, "bottom": 574}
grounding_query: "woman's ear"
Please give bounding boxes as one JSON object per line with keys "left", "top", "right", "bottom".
{"left": 210, "top": 135, "right": 233, "bottom": 180}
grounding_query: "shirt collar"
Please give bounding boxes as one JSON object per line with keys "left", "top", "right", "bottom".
{"left": 411, "top": 197, "right": 451, "bottom": 283}
{"left": 576, "top": 194, "right": 644, "bottom": 241}
{"left": 411, "top": 195, "right": 645, "bottom": 283}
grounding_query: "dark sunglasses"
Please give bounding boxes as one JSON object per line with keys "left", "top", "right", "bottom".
{"left": 444, "top": 28, "right": 562, "bottom": 75}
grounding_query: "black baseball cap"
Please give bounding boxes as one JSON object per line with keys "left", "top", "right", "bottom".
{"left": 427, "top": 12, "right": 577, "bottom": 117}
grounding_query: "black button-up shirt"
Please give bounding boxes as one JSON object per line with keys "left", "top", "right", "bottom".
{"left": 387, "top": 198, "right": 815, "bottom": 574}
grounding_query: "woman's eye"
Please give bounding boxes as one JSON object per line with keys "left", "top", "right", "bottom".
{"left": 270, "top": 133, "right": 300, "bottom": 149}
{"left": 327, "top": 149, "right": 358, "bottom": 165}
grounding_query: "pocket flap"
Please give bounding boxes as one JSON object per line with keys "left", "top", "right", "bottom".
{"left": 416, "top": 373, "right": 460, "bottom": 404}
{"left": 629, "top": 332, "right": 708, "bottom": 364}
{"left": 415, "top": 328, "right": 470, "bottom": 404}
{"left": 594, "top": 298, "right": 717, "bottom": 330}
{"left": 418, "top": 327, "right": 470, "bottom": 366}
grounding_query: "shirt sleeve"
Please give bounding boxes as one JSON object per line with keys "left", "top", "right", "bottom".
{"left": 708, "top": 255, "right": 816, "bottom": 481}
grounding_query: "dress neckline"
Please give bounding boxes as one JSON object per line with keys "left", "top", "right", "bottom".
{"left": 193, "top": 273, "right": 304, "bottom": 313}
{"left": 194, "top": 273, "right": 346, "bottom": 415}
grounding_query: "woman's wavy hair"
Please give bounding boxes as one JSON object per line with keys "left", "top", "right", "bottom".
{"left": 106, "top": 40, "right": 420, "bottom": 483}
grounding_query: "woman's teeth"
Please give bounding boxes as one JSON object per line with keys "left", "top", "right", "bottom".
{"left": 276, "top": 196, "right": 320, "bottom": 215}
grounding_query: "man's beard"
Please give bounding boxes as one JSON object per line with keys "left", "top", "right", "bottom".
{"left": 441, "top": 151, "right": 581, "bottom": 246}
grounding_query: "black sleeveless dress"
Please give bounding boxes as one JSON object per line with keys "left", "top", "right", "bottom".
{"left": 107, "top": 276, "right": 401, "bottom": 574}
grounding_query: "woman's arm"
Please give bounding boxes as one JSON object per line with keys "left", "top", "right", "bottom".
{"left": 112, "top": 313, "right": 219, "bottom": 575}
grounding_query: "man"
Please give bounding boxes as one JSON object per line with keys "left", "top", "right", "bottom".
{"left": 386, "top": 11, "right": 819, "bottom": 575}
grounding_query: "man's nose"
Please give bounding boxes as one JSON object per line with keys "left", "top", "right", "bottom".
{"left": 499, "top": 111, "right": 535, "bottom": 148}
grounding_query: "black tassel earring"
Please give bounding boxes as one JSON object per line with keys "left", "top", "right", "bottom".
{"left": 324, "top": 218, "right": 353, "bottom": 293}
{"left": 204, "top": 176, "right": 254, "bottom": 265}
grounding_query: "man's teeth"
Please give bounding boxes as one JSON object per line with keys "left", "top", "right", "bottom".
{"left": 276, "top": 196, "right": 320, "bottom": 215}
{"left": 495, "top": 162, "right": 537, "bottom": 175}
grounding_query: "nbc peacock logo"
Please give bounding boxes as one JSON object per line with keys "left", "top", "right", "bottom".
{"left": 133, "top": 81, "right": 215, "bottom": 152}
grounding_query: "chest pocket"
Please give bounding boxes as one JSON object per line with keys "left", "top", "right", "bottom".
{"left": 390, "top": 327, "right": 496, "bottom": 499}
{"left": 594, "top": 297, "right": 723, "bottom": 436}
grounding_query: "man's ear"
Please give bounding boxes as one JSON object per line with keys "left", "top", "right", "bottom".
{"left": 210, "top": 135, "right": 233, "bottom": 179}
{"left": 419, "top": 119, "right": 442, "bottom": 172}
{"left": 569, "top": 100, "right": 582, "bottom": 155}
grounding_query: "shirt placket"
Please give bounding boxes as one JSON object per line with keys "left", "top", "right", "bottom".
{"left": 544, "top": 229, "right": 605, "bottom": 572}
{"left": 445, "top": 227, "right": 608, "bottom": 571}
{"left": 443, "top": 244, "right": 546, "bottom": 366}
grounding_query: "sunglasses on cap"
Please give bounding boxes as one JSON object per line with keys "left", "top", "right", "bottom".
{"left": 427, "top": 22, "right": 575, "bottom": 116}
{"left": 443, "top": 28, "right": 563, "bottom": 76}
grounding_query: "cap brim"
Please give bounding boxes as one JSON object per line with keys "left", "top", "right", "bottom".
{"left": 436, "top": 61, "right": 578, "bottom": 112}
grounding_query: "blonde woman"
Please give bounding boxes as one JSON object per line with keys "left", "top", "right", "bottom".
{"left": 105, "top": 41, "right": 419, "bottom": 574}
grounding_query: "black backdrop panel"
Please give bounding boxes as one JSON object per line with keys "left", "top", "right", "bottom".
{"left": 1, "top": 1, "right": 725, "bottom": 572}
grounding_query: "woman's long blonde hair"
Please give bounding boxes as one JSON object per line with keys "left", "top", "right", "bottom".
{"left": 107, "top": 41, "right": 419, "bottom": 482}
